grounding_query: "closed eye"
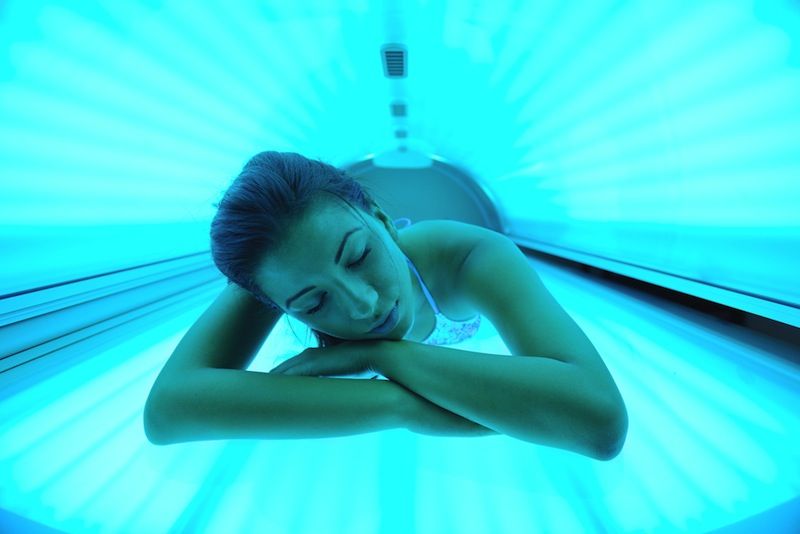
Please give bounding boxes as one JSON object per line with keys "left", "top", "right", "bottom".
{"left": 305, "top": 247, "right": 372, "bottom": 315}
{"left": 350, "top": 247, "right": 371, "bottom": 268}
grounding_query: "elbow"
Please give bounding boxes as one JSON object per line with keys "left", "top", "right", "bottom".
{"left": 143, "top": 389, "right": 176, "bottom": 446}
{"left": 143, "top": 418, "right": 171, "bottom": 446}
{"left": 590, "top": 397, "right": 629, "bottom": 461}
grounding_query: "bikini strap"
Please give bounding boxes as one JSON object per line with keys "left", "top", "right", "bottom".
{"left": 405, "top": 255, "right": 440, "bottom": 314}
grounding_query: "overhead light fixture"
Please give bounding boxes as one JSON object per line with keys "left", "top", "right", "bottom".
{"left": 381, "top": 43, "right": 407, "bottom": 78}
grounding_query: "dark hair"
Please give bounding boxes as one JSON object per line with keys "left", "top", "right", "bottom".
{"left": 210, "top": 151, "right": 378, "bottom": 348}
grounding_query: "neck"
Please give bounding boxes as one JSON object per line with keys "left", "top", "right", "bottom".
{"left": 404, "top": 256, "right": 434, "bottom": 341}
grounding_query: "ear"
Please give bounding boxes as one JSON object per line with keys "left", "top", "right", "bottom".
{"left": 369, "top": 202, "right": 400, "bottom": 242}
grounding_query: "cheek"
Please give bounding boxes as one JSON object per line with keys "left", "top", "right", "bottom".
{"left": 375, "top": 250, "right": 400, "bottom": 287}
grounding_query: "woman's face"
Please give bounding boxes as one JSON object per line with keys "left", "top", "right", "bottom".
{"left": 254, "top": 194, "right": 416, "bottom": 341}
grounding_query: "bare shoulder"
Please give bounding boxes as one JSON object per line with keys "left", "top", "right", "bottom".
{"left": 399, "top": 220, "right": 509, "bottom": 317}
{"left": 401, "top": 219, "right": 506, "bottom": 262}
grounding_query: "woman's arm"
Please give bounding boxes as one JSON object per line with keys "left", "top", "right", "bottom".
{"left": 145, "top": 281, "right": 497, "bottom": 444}
{"left": 373, "top": 340, "right": 627, "bottom": 460}
{"left": 394, "top": 382, "right": 499, "bottom": 437}
{"left": 144, "top": 368, "right": 495, "bottom": 445}
{"left": 376, "top": 227, "right": 628, "bottom": 460}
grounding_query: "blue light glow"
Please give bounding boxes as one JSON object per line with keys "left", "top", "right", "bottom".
{"left": 1, "top": 1, "right": 799, "bottom": 532}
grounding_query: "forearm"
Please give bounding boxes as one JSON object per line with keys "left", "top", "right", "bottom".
{"left": 145, "top": 367, "right": 409, "bottom": 444}
{"left": 373, "top": 341, "right": 623, "bottom": 459}
{"left": 392, "top": 380, "right": 499, "bottom": 437}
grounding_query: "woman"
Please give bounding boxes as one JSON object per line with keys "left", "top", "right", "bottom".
{"left": 144, "top": 151, "right": 628, "bottom": 460}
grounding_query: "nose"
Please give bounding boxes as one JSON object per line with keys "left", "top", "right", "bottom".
{"left": 339, "top": 281, "right": 379, "bottom": 321}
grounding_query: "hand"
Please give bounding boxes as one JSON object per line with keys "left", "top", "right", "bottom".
{"left": 268, "top": 340, "right": 384, "bottom": 377}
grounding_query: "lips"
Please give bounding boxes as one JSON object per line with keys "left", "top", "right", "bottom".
{"left": 370, "top": 300, "right": 398, "bottom": 333}
{"left": 372, "top": 311, "right": 391, "bottom": 331}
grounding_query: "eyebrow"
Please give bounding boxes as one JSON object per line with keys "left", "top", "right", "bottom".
{"left": 285, "top": 226, "right": 363, "bottom": 309}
